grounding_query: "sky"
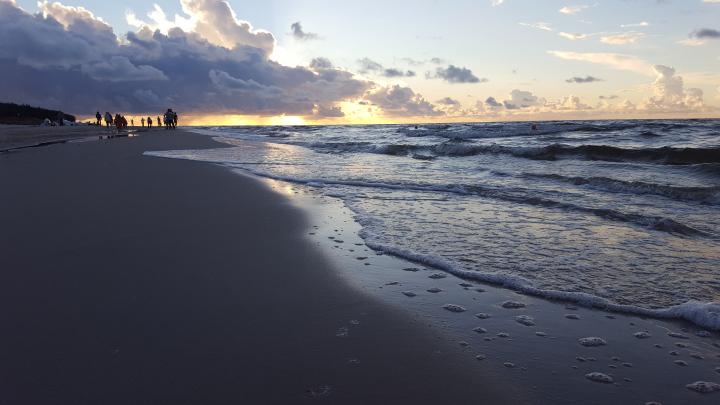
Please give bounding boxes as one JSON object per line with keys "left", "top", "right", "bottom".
{"left": 1, "top": 0, "right": 720, "bottom": 124}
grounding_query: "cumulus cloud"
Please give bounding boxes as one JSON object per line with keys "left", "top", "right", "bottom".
{"left": 82, "top": 56, "right": 169, "bottom": 82}
{"left": 290, "top": 22, "right": 320, "bottom": 41}
{"left": 601, "top": 32, "right": 646, "bottom": 44}
{"left": 0, "top": 0, "right": 385, "bottom": 120}
{"left": 565, "top": 75, "right": 603, "bottom": 83}
{"left": 427, "top": 65, "right": 487, "bottom": 84}
{"left": 436, "top": 97, "right": 460, "bottom": 105}
{"left": 363, "top": 84, "right": 444, "bottom": 117}
{"left": 640, "top": 65, "right": 705, "bottom": 109}
{"left": 485, "top": 97, "right": 503, "bottom": 107}
{"left": 548, "top": 51, "right": 651, "bottom": 75}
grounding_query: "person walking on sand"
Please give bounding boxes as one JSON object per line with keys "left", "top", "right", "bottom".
{"left": 105, "top": 112, "right": 112, "bottom": 127}
{"left": 164, "top": 108, "right": 174, "bottom": 130}
{"left": 57, "top": 111, "right": 64, "bottom": 126}
{"left": 157, "top": 116, "right": 161, "bottom": 129}
{"left": 115, "top": 114, "right": 123, "bottom": 133}
{"left": 95, "top": 111, "right": 101, "bottom": 125}
{"left": 148, "top": 116, "right": 152, "bottom": 128}
{"left": 173, "top": 112, "right": 178, "bottom": 129}
{"left": 141, "top": 117, "right": 145, "bottom": 127}
{"left": 122, "top": 116, "right": 128, "bottom": 130}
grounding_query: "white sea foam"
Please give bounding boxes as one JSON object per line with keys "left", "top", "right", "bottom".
{"left": 579, "top": 337, "right": 606, "bottom": 347}
{"left": 443, "top": 304, "right": 466, "bottom": 312}
{"left": 514, "top": 315, "right": 535, "bottom": 326}
{"left": 685, "top": 381, "right": 720, "bottom": 393}
{"left": 585, "top": 372, "right": 613, "bottom": 383}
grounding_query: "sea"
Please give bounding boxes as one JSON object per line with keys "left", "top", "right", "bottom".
{"left": 145, "top": 119, "right": 720, "bottom": 331}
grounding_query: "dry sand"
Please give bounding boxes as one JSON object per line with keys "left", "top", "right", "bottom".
{"left": 0, "top": 129, "right": 526, "bottom": 404}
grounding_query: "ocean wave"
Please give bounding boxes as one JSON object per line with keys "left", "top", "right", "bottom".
{"left": 357, "top": 237, "right": 720, "bottom": 331}
{"left": 525, "top": 173, "right": 720, "bottom": 205}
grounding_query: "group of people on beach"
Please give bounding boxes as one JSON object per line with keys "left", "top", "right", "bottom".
{"left": 95, "top": 109, "right": 178, "bottom": 133}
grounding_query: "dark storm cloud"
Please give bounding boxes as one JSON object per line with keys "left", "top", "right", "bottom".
{"left": 565, "top": 75, "right": 604, "bottom": 83}
{"left": 81, "top": 56, "right": 169, "bottom": 82}
{"left": 427, "top": 65, "right": 487, "bottom": 84}
{"left": 290, "top": 22, "right": 320, "bottom": 41}
{"left": 0, "top": 0, "right": 374, "bottom": 118}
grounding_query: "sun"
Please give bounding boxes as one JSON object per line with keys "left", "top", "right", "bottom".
{"left": 269, "top": 115, "right": 306, "bottom": 125}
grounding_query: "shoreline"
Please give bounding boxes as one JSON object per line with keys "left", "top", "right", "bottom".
{"left": 162, "top": 132, "right": 720, "bottom": 404}
{"left": 0, "top": 129, "right": 525, "bottom": 404}
{"left": 0, "top": 124, "right": 168, "bottom": 151}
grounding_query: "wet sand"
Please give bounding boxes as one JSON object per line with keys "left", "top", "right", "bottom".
{"left": 0, "top": 124, "right": 162, "bottom": 151}
{"left": 0, "top": 130, "right": 524, "bottom": 404}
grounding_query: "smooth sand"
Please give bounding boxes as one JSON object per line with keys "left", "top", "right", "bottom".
{"left": 0, "top": 124, "right": 162, "bottom": 151}
{"left": 0, "top": 130, "right": 524, "bottom": 404}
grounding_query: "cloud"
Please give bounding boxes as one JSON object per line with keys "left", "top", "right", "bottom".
{"left": 82, "top": 56, "right": 169, "bottom": 82}
{"left": 0, "top": 0, "right": 383, "bottom": 120}
{"left": 310, "top": 57, "right": 333, "bottom": 69}
{"left": 693, "top": 28, "right": 720, "bottom": 38}
{"left": 678, "top": 28, "right": 720, "bottom": 46}
{"left": 290, "top": 22, "right": 320, "bottom": 41}
{"left": 132, "top": 89, "right": 163, "bottom": 106}
{"left": 565, "top": 75, "right": 604, "bottom": 83}
{"left": 548, "top": 51, "right": 652, "bottom": 75}
{"left": 640, "top": 65, "right": 705, "bottom": 109}
{"left": 519, "top": 22, "right": 554, "bottom": 31}
{"left": 559, "top": 6, "right": 588, "bottom": 14}
{"left": 436, "top": 97, "right": 460, "bottom": 105}
{"left": 559, "top": 32, "right": 587, "bottom": 40}
{"left": 485, "top": 97, "right": 502, "bottom": 107}
{"left": 356, "top": 58, "right": 415, "bottom": 78}
{"left": 599, "top": 94, "right": 619, "bottom": 99}
{"left": 180, "top": 0, "right": 275, "bottom": 53}
{"left": 362, "top": 84, "right": 444, "bottom": 117}
{"left": 491, "top": 0, "right": 505, "bottom": 5}
{"left": 314, "top": 105, "right": 344, "bottom": 118}
{"left": 621, "top": 22, "right": 649, "bottom": 27}
{"left": 601, "top": 32, "right": 647, "bottom": 44}
{"left": 0, "top": 0, "right": 118, "bottom": 69}
{"left": 427, "top": 65, "right": 487, "bottom": 84}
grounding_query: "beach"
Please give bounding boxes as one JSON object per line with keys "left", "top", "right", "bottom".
{"left": 1, "top": 124, "right": 719, "bottom": 404}
{"left": 0, "top": 127, "right": 525, "bottom": 404}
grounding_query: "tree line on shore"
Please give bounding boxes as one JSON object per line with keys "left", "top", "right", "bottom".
{"left": 0, "top": 102, "right": 76, "bottom": 125}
